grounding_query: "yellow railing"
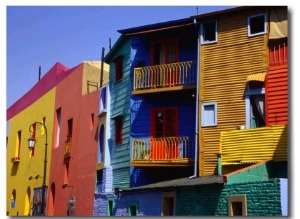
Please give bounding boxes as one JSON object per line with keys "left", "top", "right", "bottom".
{"left": 64, "top": 138, "right": 72, "bottom": 157}
{"left": 133, "top": 61, "right": 196, "bottom": 91}
{"left": 220, "top": 124, "right": 288, "bottom": 165}
{"left": 131, "top": 136, "right": 194, "bottom": 161}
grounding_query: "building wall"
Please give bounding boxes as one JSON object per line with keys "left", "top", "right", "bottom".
{"left": 198, "top": 7, "right": 269, "bottom": 176}
{"left": 266, "top": 64, "right": 288, "bottom": 125}
{"left": 48, "top": 62, "right": 100, "bottom": 216}
{"left": 94, "top": 190, "right": 162, "bottom": 216}
{"left": 108, "top": 38, "right": 132, "bottom": 188}
{"left": 176, "top": 179, "right": 282, "bottom": 216}
{"left": 6, "top": 89, "right": 56, "bottom": 216}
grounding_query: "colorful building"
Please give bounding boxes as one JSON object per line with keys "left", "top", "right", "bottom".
{"left": 6, "top": 61, "right": 109, "bottom": 216}
{"left": 94, "top": 6, "right": 288, "bottom": 216}
{"left": 6, "top": 62, "right": 70, "bottom": 216}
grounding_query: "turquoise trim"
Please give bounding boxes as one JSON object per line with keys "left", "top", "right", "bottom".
{"left": 128, "top": 201, "right": 139, "bottom": 216}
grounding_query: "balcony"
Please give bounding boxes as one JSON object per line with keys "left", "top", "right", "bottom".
{"left": 220, "top": 124, "right": 288, "bottom": 165}
{"left": 132, "top": 61, "right": 197, "bottom": 95}
{"left": 131, "top": 136, "right": 195, "bottom": 167}
{"left": 64, "top": 137, "right": 72, "bottom": 158}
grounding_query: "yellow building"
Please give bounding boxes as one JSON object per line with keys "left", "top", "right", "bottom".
{"left": 6, "top": 88, "right": 55, "bottom": 216}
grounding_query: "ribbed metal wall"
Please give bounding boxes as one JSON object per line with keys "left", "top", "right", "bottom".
{"left": 220, "top": 125, "right": 287, "bottom": 164}
{"left": 266, "top": 64, "right": 288, "bottom": 125}
{"left": 199, "top": 8, "right": 269, "bottom": 176}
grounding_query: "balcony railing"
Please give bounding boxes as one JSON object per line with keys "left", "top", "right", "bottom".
{"left": 131, "top": 136, "right": 195, "bottom": 163}
{"left": 64, "top": 137, "right": 72, "bottom": 157}
{"left": 133, "top": 61, "right": 196, "bottom": 92}
{"left": 220, "top": 125, "right": 287, "bottom": 165}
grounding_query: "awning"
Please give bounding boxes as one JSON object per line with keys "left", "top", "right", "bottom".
{"left": 246, "top": 72, "right": 266, "bottom": 82}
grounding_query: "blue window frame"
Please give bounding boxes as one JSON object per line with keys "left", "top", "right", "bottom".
{"left": 202, "top": 102, "right": 217, "bottom": 127}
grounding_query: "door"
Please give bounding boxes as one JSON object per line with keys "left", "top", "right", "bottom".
{"left": 151, "top": 39, "right": 179, "bottom": 87}
{"left": 150, "top": 108, "right": 178, "bottom": 159}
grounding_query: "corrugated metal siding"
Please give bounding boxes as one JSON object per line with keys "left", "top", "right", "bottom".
{"left": 113, "top": 167, "right": 130, "bottom": 188}
{"left": 199, "top": 8, "right": 269, "bottom": 176}
{"left": 220, "top": 125, "right": 287, "bottom": 164}
{"left": 266, "top": 64, "right": 288, "bottom": 125}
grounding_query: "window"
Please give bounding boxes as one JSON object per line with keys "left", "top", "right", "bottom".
{"left": 115, "top": 116, "right": 123, "bottom": 144}
{"left": 100, "top": 86, "right": 107, "bottom": 111}
{"left": 64, "top": 163, "right": 69, "bottom": 185}
{"left": 228, "top": 195, "right": 247, "bottom": 216}
{"left": 115, "top": 56, "right": 123, "bottom": 82}
{"left": 201, "top": 20, "right": 217, "bottom": 44}
{"left": 201, "top": 102, "right": 217, "bottom": 127}
{"left": 15, "top": 130, "right": 21, "bottom": 159}
{"left": 55, "top": 108, "right": 61, "bottom": 148}
{"left": 151, "top": 108, "right": 178, "bottom": 138}
{"left": 67, "top": 118, "right": 73, "bottom": 139}
{"left": 96, "top": 170, "right": 103, "bottom": 193}
{"left": 151, "top": 39, "right": 179, "bottom": 65}
{"left": 31, "top": 124, "right": 36, "bottom": 156}
{"left": 128, "top": 202, "right": 139, "bottom": 216}
{"left": 248, "top": 14, "right": 266, "bottom": 37}
{"left": 98, "top": 125, "right": 104, "bottom": 163}
{"left": 245, "top": 81, "right": 265, "bottom": 128}
{"left": 11, "top": 190, "right": 16, "bottom": 208}
{"left": 90, "top": 113, "right": 94, "bottom": 130}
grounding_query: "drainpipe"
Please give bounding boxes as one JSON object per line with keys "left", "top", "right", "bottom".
{"left": 189, "top": 20, "right": 200, "bottom": 179}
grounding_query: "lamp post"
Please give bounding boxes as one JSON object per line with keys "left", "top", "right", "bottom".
{"left": 28, "top": 122, "right": 48, "bottom": 216}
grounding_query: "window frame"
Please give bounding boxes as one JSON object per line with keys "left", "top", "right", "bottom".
{"left": 201, "top": 102, "right": 217, "bottom": 127}
{"left": 128, "top": 201, "right": 139, "bottom": 216}
{"left": 115, "top": 56, "right": 124, "bottom": 82}
{"left": 107, "top": 197, "right": 115, "bottom": 216}
{"left": 150, "top": 107, "right": 178, "bottom": 138}
{"left": 247, "top": 13, "right": 267, "bottom": 37}
{"left": 245, "top": 88, "right": 265, "bottom": 128}
{"left": 201, "top": 19, "right": 218, "bottom": 44}
{"left": 228, "top": 195, "right": 247, "bottom": 216}
{"left": 151, "top": 38, "right": 179, "bottom": 65}
{"left": 115, "top": 116, "right": 123, "bottom": 145}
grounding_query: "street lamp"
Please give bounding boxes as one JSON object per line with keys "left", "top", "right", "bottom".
{"left": 28, "top": 122, "right": 48, "bottom": 216}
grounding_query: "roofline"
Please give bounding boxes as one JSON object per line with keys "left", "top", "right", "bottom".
{"left": 191, "top": 6, "right": 253, "bottom": 20}
{"left": 103, "top": 34, "right": 129, "bottom": 63}
{"left": 117, "top": 17, "right": 194, "bottom": 35}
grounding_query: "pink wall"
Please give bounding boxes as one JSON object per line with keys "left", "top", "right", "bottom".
{"left": 7, "top": 62, "right": 70, "bottom": 120}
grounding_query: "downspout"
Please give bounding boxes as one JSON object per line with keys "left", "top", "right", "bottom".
{"left": 189, "top": 20, "right": 201, "bottom": 179}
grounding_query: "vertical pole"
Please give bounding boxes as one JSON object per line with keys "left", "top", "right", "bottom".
{"left": 100, "top": 47, "right": 105, "bottom": 88}
{"left": 39, "top": 66, "right": 41, "bottom": 81}
{"left": 40, "top": 123, "right": 48, "bottom": 216}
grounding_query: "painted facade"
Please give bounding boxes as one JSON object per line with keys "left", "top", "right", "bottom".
{"left": 123, "top": 18, "right": 199, "bottom": 185}
{"left": 6, "top": 62, "right": 70, "bottom": 216}
{"left": 6, "top": 61, "right": 109, "bottom": 216}
{"left": 94, "top": 6, "right": 288, "bottom": 216}
{"left": 47, "top": 61, "right": 109, "bottom": 216}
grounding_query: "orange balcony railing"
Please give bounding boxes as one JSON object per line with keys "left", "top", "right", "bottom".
{"left": 131, "top": 136, "right": 195, "bottom": 163}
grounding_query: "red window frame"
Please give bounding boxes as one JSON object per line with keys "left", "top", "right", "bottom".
{"left": 115, "top": 116, "right": 123, "bottom": 144}
{"left": 150, "top": 107, "right": 178, "bottom": 138}
{"left": 115, "top": 56, "right": 123, "bottom": 82}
